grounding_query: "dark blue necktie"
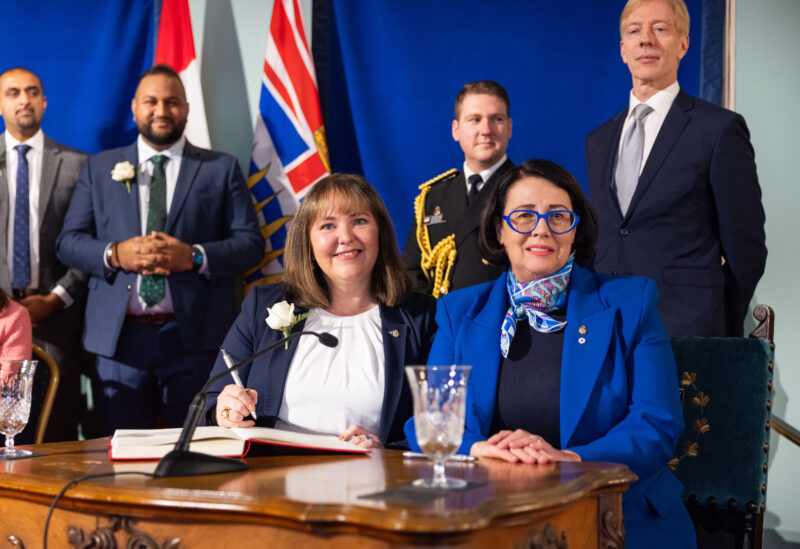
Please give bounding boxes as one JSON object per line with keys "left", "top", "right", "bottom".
{"left": 12, "top": 144, "right": 32, "bottom": 290}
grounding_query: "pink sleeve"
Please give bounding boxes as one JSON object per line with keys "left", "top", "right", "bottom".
{"left": 0, "top": 301, "right": 33, "bottom": 360}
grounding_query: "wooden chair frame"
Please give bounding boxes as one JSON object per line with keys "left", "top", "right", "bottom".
{"left": 31, "top": 343, "right": 60, "bottom": 445}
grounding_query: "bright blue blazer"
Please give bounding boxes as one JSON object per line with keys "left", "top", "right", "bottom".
{"left": 405, "top": 264, "right": 696, "bottom": 548}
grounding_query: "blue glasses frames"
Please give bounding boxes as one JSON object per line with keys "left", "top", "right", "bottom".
{"left": 502, "top": 209, "right": 580, "bottom": 235}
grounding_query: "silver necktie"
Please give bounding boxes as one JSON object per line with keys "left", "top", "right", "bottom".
{"left": 615, "top": 103, "right": 654, "bottom": 215}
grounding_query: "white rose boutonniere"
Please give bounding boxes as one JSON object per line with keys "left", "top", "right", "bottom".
{"left": 111, "top": 161, "right": 136, "bottom": 193}
{"left": 266, "top": 301, "right": 309, "bottom": 349}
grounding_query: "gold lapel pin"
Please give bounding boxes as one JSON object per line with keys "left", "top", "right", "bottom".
{"left": 389, "top": 330, "right": 400, "bottom": 338}
{"left": 578, "top": 325, "right": 587, "bottom": 335}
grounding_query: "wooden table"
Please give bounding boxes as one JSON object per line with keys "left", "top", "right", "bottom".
{"left": 0, "top": 438, "right": 636, "bottom": 548}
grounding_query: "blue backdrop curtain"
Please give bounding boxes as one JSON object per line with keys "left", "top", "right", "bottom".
{"left": 1, "top": 0, "right": 723, "bottom": 244}
{"left": 314, "top": 0, "right": 722, "bottom": 244}
{"left": 0, "top": 1, "right": 154, "bottom": 154}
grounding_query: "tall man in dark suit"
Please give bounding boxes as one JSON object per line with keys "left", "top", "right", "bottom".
{"left": 585, "top": 0, "right": 766, "bottom": 337}
{"left": 0, "top": 67, "right": 87, "bottom": 442}
{"left": 403, "top": 80, "right": 514, "bottom": 297}
{"left": 57, "top": 65, "right": 264, "bottom": 433}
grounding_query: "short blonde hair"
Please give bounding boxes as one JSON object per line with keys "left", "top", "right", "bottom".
{"left": 282, "top": 173, "right": 410, "bottom": 309}
{"left": 620, "top": 0, "right": 690, "bottom": 37}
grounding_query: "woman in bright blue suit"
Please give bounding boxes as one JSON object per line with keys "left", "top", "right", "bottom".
{"left": 204, "top": 174, "right": 436, "bottom": 448}
{"left": 405, "top": 160, "right": 695, "bottom": 548}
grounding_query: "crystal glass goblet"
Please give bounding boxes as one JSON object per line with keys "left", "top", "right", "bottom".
{"left": 405, "top": 365, "right": 471, "bottom": 489}
{"left": 0, "top": 360, "right": 38, "bottom": 459}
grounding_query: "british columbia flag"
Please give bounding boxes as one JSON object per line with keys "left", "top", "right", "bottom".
{"left": 246, "top": 0, "right": 330, "bottom": 287}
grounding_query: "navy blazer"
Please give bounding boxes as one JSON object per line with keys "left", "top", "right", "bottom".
{"left": 55, "top": 141, "right": 264, "bottom": 356}
{"left": 404, "top": 265, "right": 695, "bottom": 547}
{"left": 203, "top": 285, "right": 437, "bottom": 445}
{"left": 586, "top": 90, "right": 766, "bottom": 337}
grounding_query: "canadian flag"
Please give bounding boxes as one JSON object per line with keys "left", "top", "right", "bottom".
{"left": 155, "top": 0, "right": 211, "bottom": 148}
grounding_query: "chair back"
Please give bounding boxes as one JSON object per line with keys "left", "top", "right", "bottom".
{"left": 670, "top": 305, "right": 774, "bottom": 549}
{"left": 31, "top": 344, "right": 61, "bottom": 444}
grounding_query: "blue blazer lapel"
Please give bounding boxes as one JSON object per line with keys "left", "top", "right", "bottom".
{"left": 461, "top": 276, "right": 508, "bottom": 439}
{"left": 166, "top": 141, "right": 201, "bottom": 234}
{"left": 259, "top": 309, "right": 308, "bottom": 419}
{"left": 378, "top": 303, "right": 407, "bottom": 442}
{"left": 118, "top": 143, "right": 141, "bottom": 236}
{"left": 599, "top": 109, "right": 628, "bottom": 220}
{"left": 627, "top": 91, "right": 693, "bottom": 218}
{"left": 560, "top": 265, "right": 617, "bottom": 447}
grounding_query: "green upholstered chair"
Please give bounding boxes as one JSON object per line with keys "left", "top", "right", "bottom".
{"left": 669, "top": 305, "right": 781, "bottom": 549}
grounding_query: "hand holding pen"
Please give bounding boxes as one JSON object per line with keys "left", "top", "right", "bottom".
{"left": 219, "top": 348, "right": 257, "bottom": 421}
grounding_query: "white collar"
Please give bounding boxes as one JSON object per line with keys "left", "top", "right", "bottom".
{"left": 136, "top": 135, "right": 186, "bottom": 166}
{"left": 627, "top": 81, "right": 680, "bottom": 118}
{"left": 4, "top": 129, "right": 44, "bottom": 154}
{"left": 463, "top": 154, "right": 508, "bottom": 185}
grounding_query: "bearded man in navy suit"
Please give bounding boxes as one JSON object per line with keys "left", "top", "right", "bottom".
{"left": 57, "top": 65, "right": 264, "bottom": 433}
{"left": 585, "top": 0, "right": 766, "bottom": 337}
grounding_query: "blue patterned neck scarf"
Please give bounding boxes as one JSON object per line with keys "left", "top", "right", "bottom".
{"left": 500, "top": 254, "right": 574, "bottom": 357}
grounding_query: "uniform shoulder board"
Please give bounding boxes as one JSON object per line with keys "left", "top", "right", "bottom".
{"left": 418, "top": 168, "right": 459, "bottom": 190}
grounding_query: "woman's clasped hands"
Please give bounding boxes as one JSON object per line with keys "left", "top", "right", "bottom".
{"left": 338, "top": 424, "right": 383, "bottom": 449}
{"left": 470, "top": 429, "right": 581, "bottom": 464}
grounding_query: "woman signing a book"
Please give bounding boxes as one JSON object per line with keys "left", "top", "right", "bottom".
{"left": 203, "top": 173, "right": 436, "bottom": 448}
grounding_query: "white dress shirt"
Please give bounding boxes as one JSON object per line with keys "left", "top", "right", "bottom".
{"left": 463, "top": 154, "right": 509, "bottom": 195}
{"left": 4, "top": 130, "right": 72, "bottom": 305}
{"left": 618, "top": 81, "right": 680, "bottom": 176}
{"left": 276, "top": 306, "right": 385, "bottom": 437}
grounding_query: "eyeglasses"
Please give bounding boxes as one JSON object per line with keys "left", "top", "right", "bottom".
{"left": 502, "top": 209, "right": 580, "bottom": 235}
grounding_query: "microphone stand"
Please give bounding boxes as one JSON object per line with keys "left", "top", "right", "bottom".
{"left": 153, "top": 330, "right": 338, "bottom": 478}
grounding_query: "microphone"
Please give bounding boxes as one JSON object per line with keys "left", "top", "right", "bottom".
{"left": 154, "top": 330, "right": 338, "bottom": 478}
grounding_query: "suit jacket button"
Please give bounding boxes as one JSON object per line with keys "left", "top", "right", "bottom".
{"left": 619, "top": 228, "right": 630, "bottom": 236}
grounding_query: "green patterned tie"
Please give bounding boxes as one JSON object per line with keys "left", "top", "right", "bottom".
{"left": 139, "top": 155, "right": 167, "bottom": 306}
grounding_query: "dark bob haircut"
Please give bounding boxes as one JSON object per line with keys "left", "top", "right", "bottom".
{"left": 478, "top": 159, "right": 599, "bottom": 267}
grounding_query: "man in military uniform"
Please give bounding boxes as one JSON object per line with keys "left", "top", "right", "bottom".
{"left": 402, "top": 80, "right": 514, "bottom": 297}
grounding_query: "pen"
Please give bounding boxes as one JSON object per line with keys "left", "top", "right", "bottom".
{"left": 402, "top": 451, "right": 477, "bottom": 462}
{"left": 221, "top": 348, "right": 257, "bottom": 419}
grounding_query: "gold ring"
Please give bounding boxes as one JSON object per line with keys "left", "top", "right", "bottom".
{"left": 221, "top": 408, "right": 230, "bottom": 420}
{"left": 536, "top": 437, "right": 542, "bottom": 444}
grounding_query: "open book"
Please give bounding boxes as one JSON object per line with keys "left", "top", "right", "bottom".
{"left": 109, "top": 426, "right": 371, "bottom": 461}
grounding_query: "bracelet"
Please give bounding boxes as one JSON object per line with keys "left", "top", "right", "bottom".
{"left": 106, "top": 242, "right": 119, "bottom": 269}
{"left": 105, "top": 243, "right": 115, "bottom": 268}
{"left": 112, "top": 242, "right": 120, "bottom": 268}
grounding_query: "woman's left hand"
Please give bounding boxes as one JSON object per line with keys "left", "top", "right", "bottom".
{"left": 339, "top": 424, "right": 384, "bottom": 449}
{"left": 488, "top": 429, "right": 581, "bottom": 464}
